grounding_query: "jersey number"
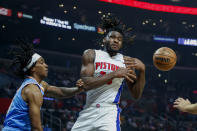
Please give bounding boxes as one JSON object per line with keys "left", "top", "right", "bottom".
{"left": 100, "top": 71, "right": 112, "bottom": 85}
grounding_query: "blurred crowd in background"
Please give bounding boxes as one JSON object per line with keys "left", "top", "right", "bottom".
{"left": 0, "top": 57, "right": 197, "bottom": 131}
{"left": 1, "top": 0, "right": 197, "bottom": 130}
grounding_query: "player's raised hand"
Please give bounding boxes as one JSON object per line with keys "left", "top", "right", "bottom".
{"left": 124, "top": 56, "right": 145, "bottom": 72}
{"left": 173, "top": 97, "right": 191, "bottom": 112}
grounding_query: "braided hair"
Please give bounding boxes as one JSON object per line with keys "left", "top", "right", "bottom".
{"left": 99, "top": 14, "right": 135, "bottom": 46}
{"left": 10, "top": 39, "right": 35, "bottom": 78}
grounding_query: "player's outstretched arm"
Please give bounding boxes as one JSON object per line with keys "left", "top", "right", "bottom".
{"left": 23, "top": 84, "right": 43, "bottom": 131}
{"left": 42, "top": 79, "right": 84, "bottom": 99}
{"left": 80, "top": 49, "right": 135, "bottom": 91}
{"left": 124, "top": 56, "right": 146, "bottom": 100}
{"left": 173, "top": 97, "right": 197, "bottom": 114}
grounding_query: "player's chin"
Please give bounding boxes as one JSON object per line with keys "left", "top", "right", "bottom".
{"left": 45, "top": 72, "right": 48, "bottom": 77}
{"left": 111, "top": 48, "right": 120, "bottom": 52}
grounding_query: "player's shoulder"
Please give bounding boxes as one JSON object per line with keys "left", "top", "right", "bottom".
{"left": 83, "top": 49, "right": 95, "bottom": 58}
{"left": 22, "top": 84, "right": 43, "bottom": 103}
{"left": 83, "top": 49, "right": 95, "bottom": 55}
{"left": 82, "top": 49, "right": 96, "bottom": 63}
{"left": 83, "top": 49, "right": 106, "bottom": 55}
{"left": 23, "top": 84, "right": 42, "bottom": 96}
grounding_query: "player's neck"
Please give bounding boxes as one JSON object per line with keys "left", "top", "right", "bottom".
{"left": 108, "top": 52, "right": 117, "bottom": 57}
{"left": 104, "top": 48, "right": 117, "bottom": 57}
{"left": 31, "top": 74, "right": 42, "bottom": 84}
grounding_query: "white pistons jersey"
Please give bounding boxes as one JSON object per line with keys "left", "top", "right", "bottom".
{"left": 85, "top": 50, "right": 126, "bottom": 105}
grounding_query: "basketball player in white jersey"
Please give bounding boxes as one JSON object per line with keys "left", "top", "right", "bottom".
{"left": 71, "top": 15, "right": 146, "bottom": 131}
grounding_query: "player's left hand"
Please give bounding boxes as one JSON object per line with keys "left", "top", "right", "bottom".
{"left": 124, "top": 56, "right": 145, "bottom": 72}
{"left": 173, "top": 97, "right": 191, "bottom": 112}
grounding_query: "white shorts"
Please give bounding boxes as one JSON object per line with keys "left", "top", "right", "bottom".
{"left": 71, "top": 103, "right": 121, "bottom": 131}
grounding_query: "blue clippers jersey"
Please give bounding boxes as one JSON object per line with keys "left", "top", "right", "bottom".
{"left": 2, "top": 77, "right": 44, "bottom": 131}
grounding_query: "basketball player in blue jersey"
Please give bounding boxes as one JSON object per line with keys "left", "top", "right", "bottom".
{"left": 71, "top": 15, "right": 146, "bottom": 131}
{"left": 2, "top": 40, "right": 84, "bottom": 131}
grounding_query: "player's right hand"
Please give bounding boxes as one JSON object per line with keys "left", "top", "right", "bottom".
{"left": 113, "top": 68, "right": 136, "bottom": 83}
{"left": 76, "top": 79, "right": 86, "bottom": 92}
{"left": 76, "top": 79, "right": 84, "bottom": 87}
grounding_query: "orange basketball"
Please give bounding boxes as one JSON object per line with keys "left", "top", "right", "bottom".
{"left": 153, "top": 47, "right": 177, "bottom": 71}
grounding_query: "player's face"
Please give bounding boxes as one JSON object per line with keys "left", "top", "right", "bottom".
{"left": 105, "top": 31, "right": 123, "bottom": 53}
{"left": 33, "top": 57, "right": 48, "bottom": 78}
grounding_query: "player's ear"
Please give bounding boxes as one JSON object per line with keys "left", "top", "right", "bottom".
{"left": 30, "top": 66, "right": 36, "bottom": 74}
{"left": 30, "top": 62, "right": 37, "bottom": 73}
{"left": 103, "top": 37, "right": 107, "bottom": 43}
{"left": 103, "top": 34, "right": 110, "bottom": 43}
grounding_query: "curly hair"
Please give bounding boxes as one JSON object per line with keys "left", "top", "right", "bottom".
{"left": 9, "top": 39, "right": 35, "bottom": 78}
{"left": 99, "top": 14, "right": 136, "bottom": 45}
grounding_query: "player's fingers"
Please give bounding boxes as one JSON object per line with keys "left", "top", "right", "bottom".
{"left": 79, "top": 82, "right": 84, "bottom": 87}
{"left": 76, "top": 81, "right": 84, "bottom": 87}
{"left": 124, "top": 62, "right": 136, "bottom": 65}
{"left": 178, "top": 97, "right": 184, "bottom": 100}
{"left": 124, "top": 75, "right": 134, "bottom": 83}
{"left": 126, "top": 65, "right": 137, "bottom": 69}
{"left": 76, "top": 83, "right": 81, "bottom": 87}
{"left": 173, "top": 105, "right": 179, "bottom": 108}
{"left": 179, "top": 98, "right": 185, "bottom": 102}
{"left": 127, "top": 73, "right": 137, "bottom": 80}
{"left": 174, "top": 101, "right": 180, "bottom": 105}
{"left": 176, "top": 98, "right": 184, "bottom": 102}
{"left": 128, "top": 70, "right": 135, "bottom": 75}
{"left": 175, "top": 99, "right": 180, "bottom": 102}
{"left": 126, "top": 65, "right": 137, "bottom": 71}
{"left": 77, "top": 79, "right": 82, "bottom": 83}
{"left": 127, "top": 70, "right": 136, "bottom": 76}
{"left": 127, "top": 69, "right": 133, "bottom": 72}
{"left": 175, "top": 98, "right": 178, "bottom": 100}
{"left": 124, "top": 57, "right": 135, "bottom": 61}
{"left": 124, "top": 60, "right": 135, "bottom": 64}
{"left": 175, "top": 99, "right": 182, "bottom": 103}
{"left": 76, "top": 83, "right": 81, "bottom": 86}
